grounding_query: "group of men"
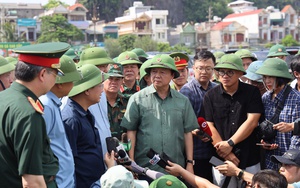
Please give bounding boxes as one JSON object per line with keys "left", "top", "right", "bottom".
{"left": 1, "top": 41, "right": 300, "bottom": 188}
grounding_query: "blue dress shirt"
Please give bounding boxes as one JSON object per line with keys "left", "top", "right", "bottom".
{"left": 39, "top": 92, "right": 75, "bottom": 188}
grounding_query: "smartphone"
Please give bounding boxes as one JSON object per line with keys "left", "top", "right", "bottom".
{"left": 256, "top": 143, "right": 272, "bottom": 147}
{"left": 106, "top": 137, "right": 119, "bottom": 154}
{"left": 209, "top": 156, "right": 224, "bottom": 167}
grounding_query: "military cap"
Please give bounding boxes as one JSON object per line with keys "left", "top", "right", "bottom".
{"left": 235, "top": 49, "right": 257, "bottom": 61}
{"left": 139, "top": 58, "right": 152, "bottom": 81}
{"left": 214, "top": 54, "right": 246, "bottom": 74}
{"left": 64, "top": 48, "right": 79, "bottom": 60}
{"left": 131, "top": 48, "right": 148, "bottom": 63}
{"left": 56, "top": 55, "right": 82, "bottom": 84}
{"left": 145, "top": 54, "right": 180, "bottom": 78}
{"left": 68, "top": 64, "right": 109, "bottom": 97}
{"left": 107, "top": 64, "right": 124, "bottom": 78}
{"left": 13, "top": 42, "right": 70, "bottom": 74}
{"left": 244, "top": 60, "right": 263, "bottom": 82}
{"left": 169, "top": 52, "right": 189, "bottom": 70}
{"left": 256, "top": 58, "right": 293, "bottom": 80}
{"left": 267, "top": 44, "right": 289, "bottom": 57}
{"left": 80, "top": 47, "right": 115, "bottom": 66}
{"left": 113, "top": 57, "right": 118, "bottom": 63}
{"left": 149, "top": 175, "right": 187, "bottom": 188}
{"left": 0, "top": 56, "right": 15, "bottom": 75}
{"left": 5, "top": 56, "right": 18, "bottom": 66}
{"left": 213, "top": 51, "right": 225, "bottom": 64}
{"left": 117, "top": 51, "right": 142, "bottom": 67}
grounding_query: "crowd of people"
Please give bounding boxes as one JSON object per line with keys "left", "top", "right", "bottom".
{"left": 1, "top": 42, "right": 300, "bottom": 188}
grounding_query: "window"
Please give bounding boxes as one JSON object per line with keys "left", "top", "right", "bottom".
{"left": 290, "top": 14, "right": 294, "bottom": 24}
{"left": 263, "top": 17, "right": 267, "bottom": 24}
{"left": 161, "top": 32, "right": 165, "bottom": 39}
{"left": 156, "top": 19, "right": 160, "bottom": 24}
{"left": 156, "top": 19, "right": 165, "bottom": 25}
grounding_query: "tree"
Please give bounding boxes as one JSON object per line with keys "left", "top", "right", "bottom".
{"left": 171, "top": 44, "right": 192, "bottom": 54}
{"left": 158, "top": 43, "right": 171, "bottom": 52}
{"left": 133, "top": 36, "right": 158, "bottom": 52}
{"left": 281, "top": 34, "right": 299, "bottom": 47}
{"left": 104, "top": 38, "right": 122, "bottom": 58}
{"left": 118, "top": 34, "right": 136, "bottom": 51}
{"left": 38, "top": 14, "right": 84, "bottom": 43}
{"left": 0, "top": 22, "right": 26, "bottom": 42}
{"left": 43, "top": 0, "right": 69, "bottom": 10}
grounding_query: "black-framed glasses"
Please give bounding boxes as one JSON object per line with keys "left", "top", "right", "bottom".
{"left": 217, "top": 70, "right": 235, "bottom": 77}
{"left": 195, "top": 67, "right": 213, "bottom": 73}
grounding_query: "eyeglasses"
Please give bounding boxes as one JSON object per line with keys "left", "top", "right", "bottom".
{"left": 217, "top": 70, "right": 235, "bottom": 77}
{"left": 47, "top": 69, "right": 63, "bottom": 77}
{"left": 195, "top": 67, "right": 213, "bottom": 73}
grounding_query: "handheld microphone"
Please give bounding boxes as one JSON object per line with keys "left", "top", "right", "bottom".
{"left": 197, "top": 117, "right": 213, "bottom": 142}
{"left": 116, "top": 144, "right": 131, "bottom": 165}
{"left": 146, "top": 148, "right": 171, "bottom": 168}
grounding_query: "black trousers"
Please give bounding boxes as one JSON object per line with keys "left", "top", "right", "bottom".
{"left": 194, "top": 158, "right": 213, "bottom": 183}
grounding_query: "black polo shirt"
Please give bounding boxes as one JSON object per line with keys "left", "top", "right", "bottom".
{"left": 203, "top": 81, "right": 264, "bottom": 168}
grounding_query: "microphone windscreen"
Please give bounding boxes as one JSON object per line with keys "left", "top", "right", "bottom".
{"left": 118, "top": 149, "right": 127, "bottom": 158}
{"left": 197, "top": 117, "right": 212, "bottom": 136}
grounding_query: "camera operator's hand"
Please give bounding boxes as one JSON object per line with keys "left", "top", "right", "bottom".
{"left": 224, "top": 152, "right": 240, "bottom": 166}
{"left": 273, "top": 122, "right": 294, "bottom": 133}
{"left": 260, "top": 139, "right": 278, "bottom": 150}
{"left": 104, "top": 151, "right": 117, "bottom": 169}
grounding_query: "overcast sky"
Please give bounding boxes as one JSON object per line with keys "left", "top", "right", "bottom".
{"left": 0, "top": 0, "right": 75, "bottom": 6}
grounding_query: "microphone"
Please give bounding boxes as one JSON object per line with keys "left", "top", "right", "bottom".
{"left": 197, "top": 117, "right": 213, "bottom": 142}
{"left": 116, "top": 144, "right": 131, "bottom": 165}
{"left": 146, "top": 148, "right": 171, "bottom": 168}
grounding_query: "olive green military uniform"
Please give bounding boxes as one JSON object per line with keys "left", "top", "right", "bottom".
{"left": 0, "top": 82, "right": 59, "bottom": 187}
{"left": 120, "top": 80, "right": 141, "bottom": 99}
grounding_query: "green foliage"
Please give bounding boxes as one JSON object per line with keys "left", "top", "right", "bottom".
{"left": 118, "top": 34, "right": 137, "bottom": 51}
{"left": 43, "top": 0, "right": 69, "bottom": 10}
{"left": 281, "top": 34, "right": 299, "bottom": 47}
{"left": 158, "top": 43, "right": 171, "bottom": 52}
{"left": 104, "top": 38, "right": 122, "bottom": 58}
{"left": 171, "top": 44, "right": 192, "bottom": 54}
{"left": 38, "top": 14, "right": 84, "bottom": 43}
{"left": 0, "top": 22, "right": 26, "bottom": 42}
{"left": 265, "top": 42, "right": 274, "bottom": 48}
{"left": 133, "top": 36, "right": 158, "bottom": 51}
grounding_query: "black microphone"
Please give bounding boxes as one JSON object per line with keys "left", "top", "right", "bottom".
{"left": 146, "top": 148, "right": 171, "bottom": 168}
{"left": 117, "top": 148, "right": 131, "bottom": 165}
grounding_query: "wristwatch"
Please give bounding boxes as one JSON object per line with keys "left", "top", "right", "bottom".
{"left": 237, "top": 170, "right": 244, "bottom": 180}
{"left": 186, "top": 159, "right": 195, "bottom": 165}
{"left": 227, "top": 139, "right": 235, "bottom": 147}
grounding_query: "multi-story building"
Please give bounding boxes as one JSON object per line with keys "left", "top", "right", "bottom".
{"left": 114, "top": 1, "right": 169, "bottom": 43}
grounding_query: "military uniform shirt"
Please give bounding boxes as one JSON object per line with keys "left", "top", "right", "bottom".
{"left": 120, "top": 80, "right": 140, "bottom": 99}
{"left": 107, "top": 93, "right": 128, "bottom": 140}
{"left": 0, "top": 82, "right": 58, "bottom": 187}
{"left": 39, "top": 91, "right": 75, "bottom": 188}
{"left": 121, "top": 85, "right": 198, "bottom": 173}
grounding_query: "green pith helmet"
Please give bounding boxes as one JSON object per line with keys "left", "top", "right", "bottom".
{"left": 149, "top": 175, "right": 187, "bottom": 188}
{"left": 235, "top": 49, "right": 257, "bottom": 61}
{"left": 267, "top": 44, "right": 289, "bottom": 57}
{"left": 64, "top": 48, "right": 78, "bottom": 60}
{"left": 131, "top": 48, "right": 148, "bottom": 63}
{"left": 80, "top": 47, "right": 115, "bottom": 66}
{"left": 213, "top": 51, "right": 225, "bottom": 64}
{"left": 214, "top": 54, "right": 246, "bottom": 74}
{"left": 107, "top": 64, "right": 123, "bottom": 77}
{"left": 68, "top": 64, "right": 109, "bottom": 97}
{"left": 145, "top": 54, "right": 180, "bottom": 78}
{"left": 139, "top": 58, "right": 152, "bottom": 81}
{"left": 5, "top": 56, "right": 18, "bottom": 66}
{"left": 244, "top": 60, "right": 263, "bottom": 82}
{"left": 256, "top": 58, "right": 293, "bottom": 79}
{"left": 117, "top": 51, "right": 142, "bottom": 67}
{"left": 56, "top": 55, "right": 82, "bottom": 84}
{"left": 0, "top": 56, "right": 15, "bottom": 75}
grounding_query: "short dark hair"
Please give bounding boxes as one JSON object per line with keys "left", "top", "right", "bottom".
{"left": 252, "top": 169, "right": 287, "bottom": 188}
{"left": 194, "top": 50, "right": 216, "bottom": 65}
{"left": 15, "top": 61, "right": 44, "bottom": 82}
{"left": 276, "top": 77, "right": 291, "bottom": 87}
{"left": 290, "top": 54, "right": 300, "bottom": 75}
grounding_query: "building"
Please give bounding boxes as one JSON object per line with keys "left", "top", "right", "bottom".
{"left": 210, "top": 21, "right": 248, "bottom": 49}
{"left": 114, "top": 1, "right": 169, "bottom": 43}
{"left": 228, "top": 0, "right": 257, "bottom": 13}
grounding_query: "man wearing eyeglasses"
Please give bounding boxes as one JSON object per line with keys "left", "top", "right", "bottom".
{"left": 180, "top": 50, "right": 217, "bottom": 182}
{"left": 203, "top": 54, "right": 264, "bottom": 187}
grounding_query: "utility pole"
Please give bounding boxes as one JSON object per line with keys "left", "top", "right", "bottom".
{"left": 206, "top": 6, "right": 213, "bottom": 49}
{"left": 91, "top": 1, "right": 99, "bottom": 46}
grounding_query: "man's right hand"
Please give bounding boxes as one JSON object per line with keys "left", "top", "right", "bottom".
{"left": 224, "top": 152, "right": 240, "bottom": 166}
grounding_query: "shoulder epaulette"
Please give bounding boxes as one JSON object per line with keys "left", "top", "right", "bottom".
{"left": 27, "top": 96, "right": 44, "bottom": 114}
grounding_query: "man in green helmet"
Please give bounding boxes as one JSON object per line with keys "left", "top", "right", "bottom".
{"left": 203, "top": 54, "right": 264, "bottom": 187}
{"left": 0, "top": 56, "right": 15, "bottom": 91}
{"left": 121, "top": 54, "right": 198, "bottom": 178}
{"left": 267, "top": 44, "right": 290, "bottom": 61}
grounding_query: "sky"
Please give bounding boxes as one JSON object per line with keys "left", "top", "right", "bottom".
{"left": 0, "top": 0, "right": 75, "bottom": 6}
